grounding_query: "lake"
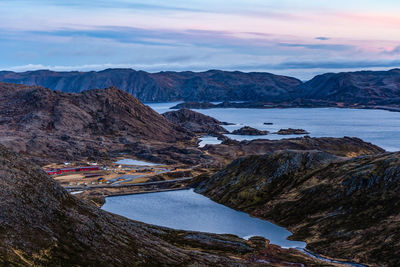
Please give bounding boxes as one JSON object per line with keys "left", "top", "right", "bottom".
{"left": 102, "top": 189, "right": 306, "bottom": 248}
{"left": 198, "top": 136, "right": 222, "bottom": 147}
{"left": 148, "top": 103, "right": 400, "bottom": 151}
{"left": 115, "top": 159, "right": 160, "bottom": 166}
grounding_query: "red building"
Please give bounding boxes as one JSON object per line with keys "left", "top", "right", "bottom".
{"left": 45, "top": 166, "right": 100, "bottom": 176}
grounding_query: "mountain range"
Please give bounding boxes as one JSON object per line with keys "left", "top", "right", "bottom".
{"left": 0, "top": 69, "right": 301, "bottom": 102}
{"left": 1, "top": 68, "right": 400, "bottom": 106}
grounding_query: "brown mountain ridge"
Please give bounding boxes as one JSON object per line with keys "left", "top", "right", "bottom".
{"left": 1, "top": 68, "right": 400, "bottom": 107}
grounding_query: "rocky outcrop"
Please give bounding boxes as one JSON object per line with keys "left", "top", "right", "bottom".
{"left": 0, "top": 82, "right": 194, "bottom": 165}
{"left": 231, "top": 126, "right": 268, "bottom": 136}
{"left": 0, "top": 145, "right": 328, "bottom": 266}
{"left": 195, "top": 150, "right": 400, "bottom": 266}
{"left": 274, "top": 128, "right": 309, "bottom": 135}
{"left": 163, "top": 108, "right": 229, "bottom": 134}
{"left": 205, "top": 136, "right": 384, "bottom": 165}
{"left": 0, "top": 69, "right": 302, "bottom": 102}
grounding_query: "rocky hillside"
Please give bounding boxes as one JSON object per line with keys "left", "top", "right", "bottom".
{"left": 0, "top": 82, "right": 193, "bottom": 164}
{"left": 0, "top": 144, "right": 332, "bottom": 266}
{"left": 298, "top": 69, "right": 400, "bottom": 105}
{"left": 0, "top": 69, "right": 302, "bottom": 102}
{"left": 195, "top": 150, "right": 400, "bottom": 266}
{"left": 205, "top": 136, "right": 384, "bottom": 165}
{"left": 163, "top": 108, "right": 229, "bottom": 134}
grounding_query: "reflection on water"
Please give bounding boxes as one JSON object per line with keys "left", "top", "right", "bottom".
{"left": 102, "top": 189, "right": 306, "bottom": 248}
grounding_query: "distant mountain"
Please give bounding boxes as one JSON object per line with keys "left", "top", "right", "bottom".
{"left": 298, "top": 69, "right": 400, "bottom": 105}
{"left": 195, "top": 150, "right": 400, "bottom": 266}
{"left": 0, "top": 69, "right": 302, "bottom": 102}
{"left": 0, "top": 82, "right": 194, "bottom": 164}
{"left": 2, "top": 68, "right": 400, "bottom": 106}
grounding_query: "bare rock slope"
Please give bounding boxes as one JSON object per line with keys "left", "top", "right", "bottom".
{"left": 195, "top": 150, "right": 400, "bottom": 266}
{"left": 163, "top": 108, "right": 229, "bottom": 134}
{"left": 0, "top": 82, "right": 194, "bottom": 164}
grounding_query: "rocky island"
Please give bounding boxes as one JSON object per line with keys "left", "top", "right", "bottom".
{"left": 274, "top": 128, "right": 310, "bottom": 135}
{"left": 231, "top": 126, "right": 269, "bottom": 136}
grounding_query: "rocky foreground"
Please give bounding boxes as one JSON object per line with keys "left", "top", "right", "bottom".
{"left": 0, "top": 145, "right": 334, "bottom": 266}
{"left": 195, "top": 150, "right": 400, "bottom": 266}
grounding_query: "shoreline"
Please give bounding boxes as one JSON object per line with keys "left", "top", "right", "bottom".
{"left": 168, "top": 102, "right": 400, "bottom": 113}
{"left": 99, "top": 187, "right": 190, "bottom": 200}
{"left": 96, "top": 187, "right": 367, "bottom": 267}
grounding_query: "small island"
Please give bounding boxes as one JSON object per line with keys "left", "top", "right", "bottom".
{"left": 231, "top": 126, "right": 269, "bottom": 136}
{"left": 274, "top": 128, "right": 309, "bottom": 135}
{"left": 263, "top": 122, "right": 273, "bottom": 125}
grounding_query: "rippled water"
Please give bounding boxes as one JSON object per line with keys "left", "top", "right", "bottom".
{"left": 102, "top": 189, "right": 306, "bottom": 248}
{"left": 147, "top": 103, "right": 400, "bottom": 151}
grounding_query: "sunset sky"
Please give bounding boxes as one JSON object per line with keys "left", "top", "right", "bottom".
{"left": 1, "top": 0, "right": 400, "bottom": 79}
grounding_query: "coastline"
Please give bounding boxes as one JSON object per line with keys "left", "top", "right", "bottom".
{"left": 169, "top": 101, "right": 400, "bottom": 113}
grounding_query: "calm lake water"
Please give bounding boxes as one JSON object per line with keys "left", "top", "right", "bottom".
{"left": 148, "top": 103, "right": 400, "bottom": 151}
{"left": 114, "top": 159, "right": 160, "bottom": 166}
{"left": 102, "top": 189, "right": 306, "bottom": 248}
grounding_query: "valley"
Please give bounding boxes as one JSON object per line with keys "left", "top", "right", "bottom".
{"left": 2, "top": 1, "right": 399, "bottom": 266}
{"left": 0, "top": 82, "right": 398, "bottom": 266}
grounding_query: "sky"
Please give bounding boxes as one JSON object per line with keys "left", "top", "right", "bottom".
{"left": 0, "top": 0, "right": 400, "bottom": 80}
